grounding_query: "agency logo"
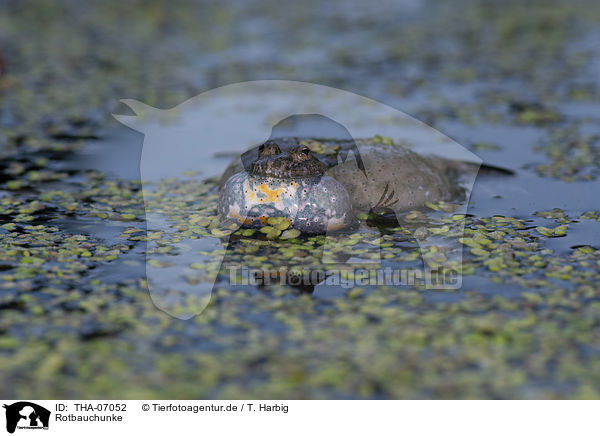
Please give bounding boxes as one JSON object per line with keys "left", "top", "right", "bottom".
{"left": 3, "top": 402, "right": 50, "bottom": 434}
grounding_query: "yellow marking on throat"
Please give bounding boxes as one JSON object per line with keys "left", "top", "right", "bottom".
{"left": 257, "top": 183, "right": 284, "bottom": 203}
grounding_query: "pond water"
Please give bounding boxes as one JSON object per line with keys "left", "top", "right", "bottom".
{"left": 1, "top": 0, "right": 600, "bottom": 399}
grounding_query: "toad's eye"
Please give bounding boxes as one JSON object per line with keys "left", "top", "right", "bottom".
{"left": 258, "top": 141, "right": 281, "bottom": 157}
{"left": 293, "top": 145, "right": 312, "bottom": 162}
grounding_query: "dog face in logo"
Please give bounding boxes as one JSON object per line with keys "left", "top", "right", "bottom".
{"left": 113, "top": 80, "right": 481, "bottom": 319}
{"left": 3, "top": 402, "right": 50, "bottom": 434}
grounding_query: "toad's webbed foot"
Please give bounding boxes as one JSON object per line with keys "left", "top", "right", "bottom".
{"left": 374, "top": 183, "right": 399, "bottom": 209}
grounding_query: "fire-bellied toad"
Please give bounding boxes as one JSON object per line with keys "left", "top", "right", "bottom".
{"left": 218, "top": 137, "right": 471, "bottom": 234}
{"left": 218, "top": 140, "right": 355, "bottom": 234}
